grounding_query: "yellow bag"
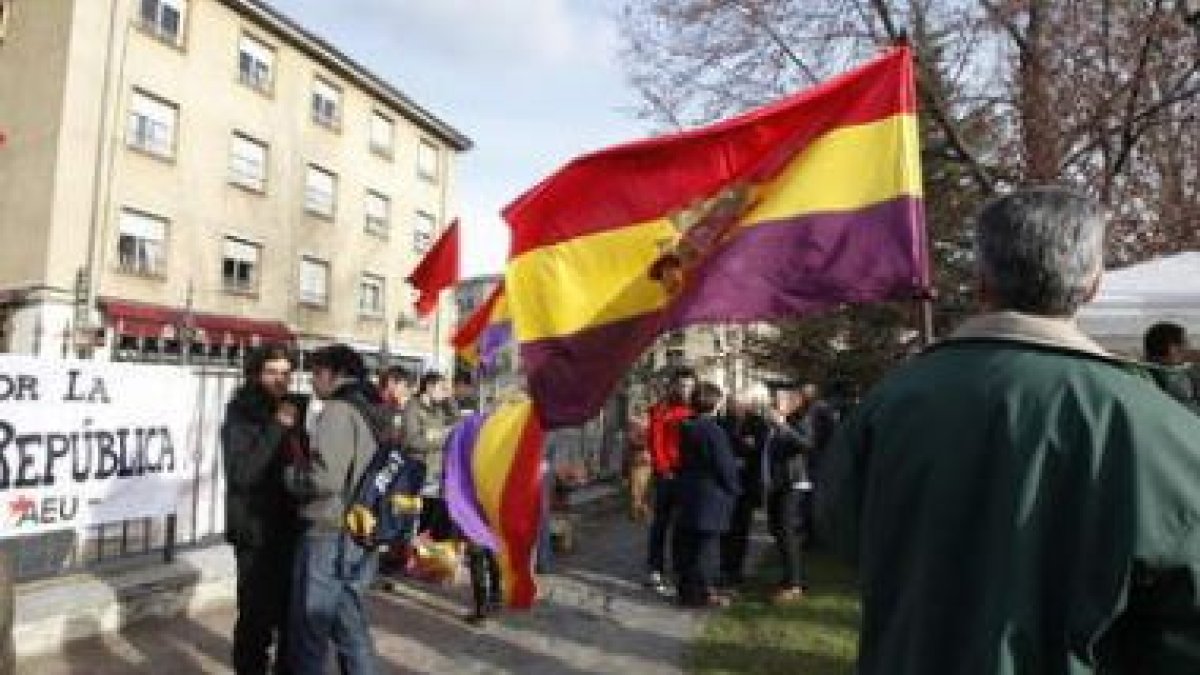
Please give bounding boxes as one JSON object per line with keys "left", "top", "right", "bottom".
{"left": 406, "top": 535, "right": 463, "bottom": 585}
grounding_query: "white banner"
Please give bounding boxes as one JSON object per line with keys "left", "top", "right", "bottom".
{"left": 0, "top": 355, "right": 197, "bottom": 537}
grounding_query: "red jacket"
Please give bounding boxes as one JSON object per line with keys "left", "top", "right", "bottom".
{"left": 647, "top": 402, "right": 692, "bottom": 477}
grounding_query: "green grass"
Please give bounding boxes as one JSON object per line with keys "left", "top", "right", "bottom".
{"left": 688, "top": 552, "right": 862, "bottom": 674}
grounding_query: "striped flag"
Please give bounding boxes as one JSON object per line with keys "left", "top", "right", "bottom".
{"left": 452, "top": 283, "right": 513, "bottom": 370}
{"left": 503, "top": 47, "right": 928, "bottom": 427}
{"left": 443, "top": 399, "right": 544, "bottom": 608}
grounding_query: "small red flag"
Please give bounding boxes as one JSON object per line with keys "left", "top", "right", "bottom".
{"left": 407, "top": 219, "right": 460, "bottom": 317}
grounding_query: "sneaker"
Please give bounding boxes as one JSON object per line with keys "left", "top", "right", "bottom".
{"left": 770, "top": 586, "right": 805, "bottom": 605}
{"left": 645, "top": 571, "right": 672, "bottom": 595}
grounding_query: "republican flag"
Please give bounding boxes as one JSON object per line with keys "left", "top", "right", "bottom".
{"left": 504, "top": 47, "right": 928, "bottom": 427}
{"left": 443, "top": 399, "right": 544, "bottom": 609}
{"left": 406, "top": 219, "right": 460, "bottom": 317}
{"left": 452, "top": 283, "right": 513, "bottom": 370}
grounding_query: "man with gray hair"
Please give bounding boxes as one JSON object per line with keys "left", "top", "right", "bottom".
{"left": 820, "top": 187, "right": 1200, "bottom": 674}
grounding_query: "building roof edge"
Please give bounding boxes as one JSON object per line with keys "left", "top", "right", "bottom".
{"left": 223, "top": 0, "right": 474, "bottom": 152}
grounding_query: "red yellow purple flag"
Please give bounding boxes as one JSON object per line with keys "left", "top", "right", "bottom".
{"left": 503, "top": 47, "right": 928, "bottom": 427}
{"left": 443, "top": 399, "right": 544, "bottom": 608}
{"left": 452, "top": 283, "right": 512, "bottom": 370}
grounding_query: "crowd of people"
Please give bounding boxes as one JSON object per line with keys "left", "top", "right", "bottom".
{"left": 220, "top": 345, "right": 504, "bottom": 675}
{"left": 629, "top": 368, "right": 842, "bottom": 608}
{"left": 623, "top": 187, "right": 1200, "bottom": 673}
{"left": 215, "top": 185, "right": 1200, "bottom": 674}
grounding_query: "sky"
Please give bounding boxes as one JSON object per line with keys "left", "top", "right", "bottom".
{"left": 268, "top": 0, "right": 650, "bottom": 277}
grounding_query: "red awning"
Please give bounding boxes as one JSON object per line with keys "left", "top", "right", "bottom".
{"left": 190, "top": 312, "right": 293, "bottom": 345}
{"left": 102, "top": 298, "right": 293, "bottom": 344}
{"left": 102, "top": 299, "right": 178, "bottom": 338}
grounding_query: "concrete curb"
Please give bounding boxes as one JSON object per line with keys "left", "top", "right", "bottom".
{"left": 14, "top": 546, "right": 237, "bottom": 658}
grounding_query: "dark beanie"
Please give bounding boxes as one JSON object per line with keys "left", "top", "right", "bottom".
{"left": 308, "top": 344, "right": 366, "bottom": 380}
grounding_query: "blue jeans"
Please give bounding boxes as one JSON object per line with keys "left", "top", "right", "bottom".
{"left": 289, "top": 530, "right": 378, "bottom": 675}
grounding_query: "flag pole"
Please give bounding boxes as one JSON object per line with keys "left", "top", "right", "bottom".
{"left": 433, "top": 296, "right": 442, "bottom": 373}
{"left": 893, "top": 32, "right": 936, "bottom": 349}
{"left": 916, "top": 289, "right": 936, "bottom": 348}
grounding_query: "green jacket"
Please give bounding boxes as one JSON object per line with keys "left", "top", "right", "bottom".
{"left": 400, "top": 396, "right": 457, "bottom": 489}
{"left": 820, "top": 312, "right": 1200, "bottom": 675}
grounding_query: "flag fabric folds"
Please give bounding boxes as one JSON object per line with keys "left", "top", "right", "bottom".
{"left": 406, "top": 219, "right": 460, "bottom": 317}
{"left": 503, "top": 47, "right": 928, "bottom": 427}
{"left": 452, "top": 283, "right": 513, "bottom": 370}
{"left": 443, "top": 399, "right": 545, "bottom": 609}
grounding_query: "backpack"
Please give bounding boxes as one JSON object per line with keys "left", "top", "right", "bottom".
{"left": 338, "top": 389, "right": 427, "bottom": 549}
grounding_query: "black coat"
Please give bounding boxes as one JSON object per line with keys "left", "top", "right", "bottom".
{"left": 675, "top": 416, "right": 742, "bottom": 533}
{"left": 719, "top": 411, "right": 769, "bottom": 505}
{"left": 221, "top": 385, "right": 300, "bottom": 548}
{"left": 764, "top": 414, "right": 813, "bottom": 494}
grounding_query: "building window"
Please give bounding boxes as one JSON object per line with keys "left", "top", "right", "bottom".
{"left": 221, "top": 237, "right": 259, "bottom": 294}
{"left": 299, "top": 257, "right": 329, "bottom": 307}
{"left": 137, "top": 0, "right": 185, "bottom": 45}
{"left": 229, "top": 133, "right": 268, "bottom": 192}
{"left": 304, "top": 165, "right": 336, "bottom": 217}
{"left": 311, "top": 77, "right": 341, "bottom": 129}
{"left": 127, "top": 89, "right": 177, "bottom": 159}
{"left": 117, "top": 209, "right": 167, "bottom": 276}
{"left": 370, "top": 111, "right": 394, "bottom": 157}
{"left": 417, "top": 139, "right": 440, "bottom": 182}
{"left": 238, "top": 33, "right": 274, "bottom": 93}
{"left": 413, "top": 210, "right": 436, "bottom": 253}
{"left": 365, "top": 190, "right": 390, "bottom": 236}
{"left": 359, "top": 273, "right": 385, "bottom": 317}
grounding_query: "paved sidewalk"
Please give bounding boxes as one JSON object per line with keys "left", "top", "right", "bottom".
{"left": 17, "top": 514, "right": 706, "bottom": 674}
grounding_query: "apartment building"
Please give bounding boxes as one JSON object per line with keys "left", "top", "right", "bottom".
{"left": 0, "top": 0, "right": 471, "bottom": 371}
{"left": 454, "top": 273, "right": 501, "bottom": 322}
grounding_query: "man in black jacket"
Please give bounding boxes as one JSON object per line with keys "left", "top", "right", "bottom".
{"left": 717, "top": 385, "right": 770, "bottom": 588}
{"left": 221, "top": 344, "right": 302, "bottom": 675}
{"left": 762, "top": 385, "right": 813, "bottom": 605}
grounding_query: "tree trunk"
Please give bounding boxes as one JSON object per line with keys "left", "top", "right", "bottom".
{"left": 1019, "top": 0, "right": 1061, "bottom": 180}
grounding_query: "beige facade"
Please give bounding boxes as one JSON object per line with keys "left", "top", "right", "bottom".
{"left": 0, "top": 0, "right": 470, "bottom": 370}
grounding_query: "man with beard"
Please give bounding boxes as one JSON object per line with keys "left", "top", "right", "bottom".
{"left": 221, "top": 344, "right": 302, "bottom": 674}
